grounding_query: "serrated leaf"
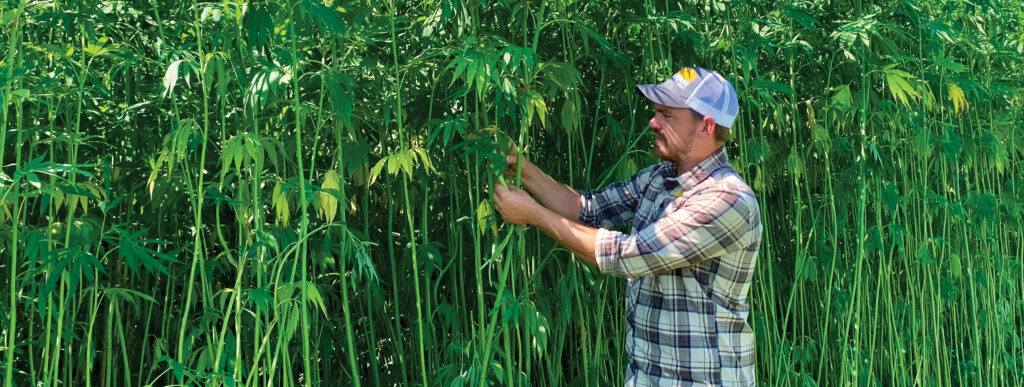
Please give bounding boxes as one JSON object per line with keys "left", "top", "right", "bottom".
{"left": 368, "top": 157, "right": 387, "bottom": 187}
{"left": 476, "top": 200, "right": 495, "bottom": 237}
{"left": 883, "top": 67, "right": 920, "bottom": 107}
{"left": 947, "top": 83, "right": 967, "bottom": 114}
{"left": 412, "top": 147, "right": 434, "bottom": 173}
{"left": 117, "top": 227, "right": 178, "bottom": 275}
{"left": 318, "top": 170, "right": 340, "bottom": 223}
{"left": 273, "top": 181, "right": 290, "bottom": 225}
{"left": 531, "top": 92, "right": 547, "bottom": 128}
{"left": 934, "top": 57, "right": 966, "bottom": 73}
{"left": 398, "top": 150, "right": 414, "bottom": 179}
{"left": 831, "top": 85, "right": 852, "bottom": 108}
{"left": 298, "top": 281, "right": 329, "bottom": 317}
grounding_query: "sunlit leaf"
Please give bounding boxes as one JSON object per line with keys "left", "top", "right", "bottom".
{"left": 318, "top": 170, "right": 341, "bottom": 223}
{"left": 947, "top": 83, "right": 967, "bottom": 114}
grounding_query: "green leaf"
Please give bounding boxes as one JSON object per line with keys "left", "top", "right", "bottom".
{"left": 934, "top": 57, "right": 966, "bottom": 73}
{"left": 529, "top": 91, "right": 547, "bottom": 128}
{"left": 104, "top": 287, "right": 158, "bottom": 307}
{"left": 326, "top": 72, "right": 354, "bottom": 127}
{"left": 560, "top": 98, "right": 580, "bottom": 134}
{"left": 781, "top": 4, "right": 819, "bottom": 30}
{"left": 25, "top": 171, "right": 41, "bottom": 188}
{"left": 243, "top": 4, "right": 274, "bottom": 49}
{"left": 428, "top": 118, "right": 465, "bottom": 147}
{"left": 574, "top": 24, "right": 627, "bottom": 66}
{"left": 811, "top": 124, "right": 831, "bottom": 152}
{"left": 926, "top": 20, "right": 957, "bottom": 44}
{"left": 283, "top": 305, "right": 300, "bottom": 342}
{"left": 162, "top": 60, "right": 190, "bottom": 99}
{"left": 949, "top": 254, "right": 961, "bottom": 278}
{"left": 831, "top": 85, "right": 852, "bottom": 108}
{"left": 117, "top": 226, "right": 179, "bottom": 275}
{"left": 245, "top": 65, "right": 285, "bottom": 111}
{"left": 787, "top": 150, "right": 804, "bottom": 179}
{"left": 412, "top": 147, "right": 434, "bottom": 174}
{"left": 367, "top": 157, "right": 387, "bottom": 186}
{"left": 476, "top": 200, "right": 495, "bottom": 237}
{"left": 881, "top": 182, "right": 900, "bottom": 213}
{"left": 173, "top": 359, "right": 184, "bottom": 382}
{"left": 541, "top": 62, "right": 582, "bottom": 91}
{"left": 245, "top": 287, "right": 274, "bottom": 313}
{"left": 947, "top": 83, "right": 967, "bottom": 114}
{"left": 796, "top": 252, "right": 819, "bottom": 284}
{"left": 397, "top": 150, "right": 414, "bottom": 179}
{"left": 0, "top": 7, "right": 21, "bottom": 27}
{"left": 448, "top": 53, "right": 470, "bottom": 89}
{"left": 298, "top": 281, "right": 329, "bottom": 317}
{"left": 882, "top": 65, "right": 920, "bottom": 107}
{"left": 386, "top": 153, "right": 400, "bottom": 176}
{"left": 530, "top": 311, "right": 549, "bottom": 358}
{"left": 917, "top": 244, "right": 933, "bottom": 267}
{"left": 302, "top": 0, "right": 347, "bottom": 36}
{"left": 754, "top": 80, "right": 795, "bottom": 95}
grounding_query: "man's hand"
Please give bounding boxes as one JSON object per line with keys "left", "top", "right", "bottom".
{"left": 493, "top": 184, "right": 540, "bottom": 225}
{"left": 503, "top": 152, "right": 526, "bottom": 178}
{"left": 497, "top": 149, "right": 584, "bottom": 223}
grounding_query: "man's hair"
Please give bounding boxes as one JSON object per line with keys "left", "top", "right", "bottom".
{"left": 690, "top": 110, "right": 731, "bottom": 143}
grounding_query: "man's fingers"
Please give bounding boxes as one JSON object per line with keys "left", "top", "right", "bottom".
{"left": 493, "top": 185, "right": 510, "bottom": 206}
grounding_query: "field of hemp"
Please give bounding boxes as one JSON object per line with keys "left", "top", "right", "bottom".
{"left": 1, "top": 0, "right": 1022, "bottom": 385}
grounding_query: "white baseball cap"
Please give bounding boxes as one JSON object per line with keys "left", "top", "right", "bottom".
{"left": 636, "top": 67, "right": 739, "bottom": 128}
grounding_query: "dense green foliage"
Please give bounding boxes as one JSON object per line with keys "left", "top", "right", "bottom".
{"left": 1, "top": 0, "right": 1022, "bottom": 385}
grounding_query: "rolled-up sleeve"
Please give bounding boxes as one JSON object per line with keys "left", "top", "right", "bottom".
{"left": 595, "top": 188, "right": 757, "bottom": 277}
{"left": 579, "top": 164, "right": 659, "bottom": 228}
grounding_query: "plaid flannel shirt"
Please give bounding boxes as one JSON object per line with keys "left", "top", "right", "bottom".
{"left": 579, "top": 148, "right": 761, "bottom": 386}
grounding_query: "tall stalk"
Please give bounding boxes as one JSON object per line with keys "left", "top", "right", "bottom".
{"left": 287, "top": 3, "right": 314, "bottom": 384}
{"left": 387, "top": 0, "right": 428, "bottom": 384}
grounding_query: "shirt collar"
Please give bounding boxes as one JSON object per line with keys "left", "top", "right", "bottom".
{"left": 658, "top": 147, "right": 730, "bottom": 192}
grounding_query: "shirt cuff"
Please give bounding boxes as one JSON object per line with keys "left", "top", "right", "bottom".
{"left": 578, "top": 191, "right": 595, "bottom": 226}
{"left": 594, "top": 228, "right": 621, "bottom": 274}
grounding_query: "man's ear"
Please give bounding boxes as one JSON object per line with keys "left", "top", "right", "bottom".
{"left": 703, "top": 116, "right": 717, "bottom": 136}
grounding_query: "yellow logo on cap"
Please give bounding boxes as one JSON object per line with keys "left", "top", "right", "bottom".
{"left": 677, "top": 67, "right": 697, "bottom": 82}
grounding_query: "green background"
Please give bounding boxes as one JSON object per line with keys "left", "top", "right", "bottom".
{"left": 1, "top": 0, "right": 1022, "bottom": 385}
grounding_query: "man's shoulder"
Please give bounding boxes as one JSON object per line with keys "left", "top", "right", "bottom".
{"left": 706, "top": 166, "right": 754, "bottom": 193}
{"left": 699, "top": 167, "right": 760, "bottom": 215}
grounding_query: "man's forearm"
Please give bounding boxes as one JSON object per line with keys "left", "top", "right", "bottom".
{"left": 531, "top": 205, "right": 598, "bottom": 267}
{"left": 517, "top": 160, "right": 583, "bottom": 221}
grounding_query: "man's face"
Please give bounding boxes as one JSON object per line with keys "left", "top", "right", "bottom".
{"left": 649, "top": 103, "right": 705, "bottom": 165}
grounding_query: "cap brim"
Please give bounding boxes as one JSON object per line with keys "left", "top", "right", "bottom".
{"left": 635, "top": 83, "right": 690, "bottom": 109}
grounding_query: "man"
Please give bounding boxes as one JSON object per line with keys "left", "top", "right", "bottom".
{"left": 493, "top": 66, "right": 762, "bottom": 386}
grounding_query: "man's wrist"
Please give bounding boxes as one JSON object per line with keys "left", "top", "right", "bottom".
{"left": 524, "top": 199, "right": 549, "bottom": 227}
{"left": 516, "top": 161, "right": 540, "bottom": 190}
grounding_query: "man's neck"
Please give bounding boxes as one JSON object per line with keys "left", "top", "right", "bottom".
{"left": 675, "top": 145, "right": 723, "bottom": 176}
